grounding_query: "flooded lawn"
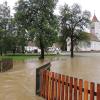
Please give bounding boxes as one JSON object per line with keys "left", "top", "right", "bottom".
{"left": 51, "top": 54, "right": 100, "bottom": 83}
{"left": 0, "top": 53, "right": 100, "bottom": 99}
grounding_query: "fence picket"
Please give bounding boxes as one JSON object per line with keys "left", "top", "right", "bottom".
{"left": 45, "top": 71, "right": 49, "bottom": 99}
{"left": 84, "top": 80, "right": 88, "bottom": 100}
{"left": 61, "top": 75, "right": 65, "bottom": 100}
{"left": 54, "top": 73, "right": 57, "bottom": 100}
{"left": 90, "top": 82, "right": 94, "bottom": 100}
{"left": 69, "top": 77, "right": 73, "bottom": 100}
{"left": 51, "top": 72, "right": 54, "bottom": 100}
{"left": 58, "top": 74, "right": 61, "bottom": 100}
{"left": 65, "top": 76, "right": 69, "bottom": 100}
{"left": 39, "top": 71, "right": 99, "bottom": 100}
{"left": 79, "top": 79, "right": 83, "bottom": 100}
{"left": 97, "top": 84, "right": 100, "bottom": 100}
{"left": 74, "top": 78, "right": 77, "bottom": 100}
{"left": 48, "top": 72, "right": 51, "bottom": 100}
{"left": 40, "top": 70, "right": 43, "bottom": 96}
{"left": 43, "top": 70, "right": 46, "bottom": 98}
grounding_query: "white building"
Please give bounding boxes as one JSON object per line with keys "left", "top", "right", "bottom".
{"left": 25, "top": 41, "right": 41, "bottom": 53}
{"left": 67, "top": 14, "right": 100, "bottom": 51}
{"left": 88, "top": 14, "right": 100, "bottom": 51}
{"left": 78, "top": 33, "right": 100, "bottom": 51}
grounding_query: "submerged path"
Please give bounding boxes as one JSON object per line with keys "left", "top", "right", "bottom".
{"left": 0, "top": 59, "right": 46, "bottom": 100}
{"left": 0, "top": 69, "right": 44, "bottom": 100}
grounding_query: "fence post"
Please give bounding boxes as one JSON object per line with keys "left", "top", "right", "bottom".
{"left": 36, "top": 62, "right": 51, "bottom": 95}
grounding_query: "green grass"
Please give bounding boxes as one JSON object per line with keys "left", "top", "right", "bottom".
{"left": 0, "top": 53, "right": 58, "bottom": 61}
{"left": 0, "top": 54, "right": 39, "bottom": 61}
{"left": 0, "top": 56, "right": 36, "bottom": 61}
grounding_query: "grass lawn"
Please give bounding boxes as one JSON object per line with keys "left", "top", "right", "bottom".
{"left": 0, "top": 55, "right": 37, "bottom": 61}
{"left": 0, "top": 53, "right": 58, "bottom": 61}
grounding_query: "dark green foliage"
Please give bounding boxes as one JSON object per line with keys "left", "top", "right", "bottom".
{"left": 14, "top": 0, "right": 59, "bottom": 59}
{"left": 60, "top": 3, "right": 91, "bottom": 57}
{"left": 0, "top": 2, "right": 11, "bottom": 55}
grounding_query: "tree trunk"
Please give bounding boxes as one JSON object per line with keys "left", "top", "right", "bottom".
{"left": 70, "top": 35, "right": 74, "bottom": 58}
{"left": 22, "top": 46, "right": 25, "bottom": 54}
{"left": 39, "top": 37, "right": 44, "bottom": 59}
{"left": 12, "top": 48, "right": 16, "bottom": 54}
{"left": 40, "top": 46, "right": 44, "bottom": 59}
{"left": 4, "top": 49, "right": 7, "bottom": 55}
{"left": 61, "top": 42, "right": 67, "bottom": 51}
{"left": 0, "top": 51, "right": 2, "bottom": 56}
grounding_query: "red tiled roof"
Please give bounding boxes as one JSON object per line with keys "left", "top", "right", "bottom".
{"left": 92, "top": 14, "right": 99, "bottom": 22}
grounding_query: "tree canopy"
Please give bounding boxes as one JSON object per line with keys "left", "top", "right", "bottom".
{"left": 0, "top": 1, "right": 92, "bottom": 58}
{"left": 14, "top": 0, "right": 59, "bottom": 59}
{"left": 60, "top": 3, "right": 91, "bottom": 57}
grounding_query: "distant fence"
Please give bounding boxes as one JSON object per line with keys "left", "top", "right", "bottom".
{"left": 39, "top": 70, "right": 100, "bottom": 100}
{"left": 0, "top": 58, "right": 13, "bottom": 72}
{"left": 36, "top": 62, "right": 51, "bottom": 95}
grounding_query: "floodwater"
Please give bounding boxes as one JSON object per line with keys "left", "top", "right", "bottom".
{"left": 0, "top": 53, "right": 100, "bottom": 100}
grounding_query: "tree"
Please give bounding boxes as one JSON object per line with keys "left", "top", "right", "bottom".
{"left": 0, "top": 1, "right": 11, "bottom": 55}
{"left": 14, "top": 0, "right": 59, "bottom": 59}
{"left": 60, "top": 3, "right": 91, "bottom": 57}
{"left": 72, "top": 31, "right": 90, "bottom": 51}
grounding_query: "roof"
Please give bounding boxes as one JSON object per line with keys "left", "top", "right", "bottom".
{"left": 89, "top": 33, "right": 100, "bottom": 42}
{"left": 92, "top": 14, "right": 99, "bottom": 22}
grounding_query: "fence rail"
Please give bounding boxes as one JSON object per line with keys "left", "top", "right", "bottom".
{"left": 40, "top": 70, "right": 100, "bottom": 100}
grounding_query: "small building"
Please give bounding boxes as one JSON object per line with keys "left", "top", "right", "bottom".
{"left": 25, "top": 41, "right": 41, "bottom": 53}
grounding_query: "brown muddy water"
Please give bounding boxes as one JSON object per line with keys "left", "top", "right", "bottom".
{"left": 0, "top": 53, "right": 100, "bottom": 100}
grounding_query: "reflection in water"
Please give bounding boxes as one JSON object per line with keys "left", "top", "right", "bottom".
{"left": 0, "top": 53, "right": 100, "bottom": 99}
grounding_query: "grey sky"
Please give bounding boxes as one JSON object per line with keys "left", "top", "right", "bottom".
{"left": 0, "top": 0, "right": 100, "bottom": 20}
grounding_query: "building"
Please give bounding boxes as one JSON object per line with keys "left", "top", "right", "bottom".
{"left": 25, "top": 41, "right": 41, "bottom": 53}
{"left": 66, "top": 14, "right": 100, "bottom": 51}
{"left": 88, "top": 14, "right": 100, "bottom": 51}
{"left": 78, "top": 33, "right": 100, "bottom": 51}
{"left": 90, "top": 14, "right": 100, "bottom": 39}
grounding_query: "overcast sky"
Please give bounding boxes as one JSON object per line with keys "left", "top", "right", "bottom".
{"left": 0, "top": 0, "right": 100, "bottom": 20}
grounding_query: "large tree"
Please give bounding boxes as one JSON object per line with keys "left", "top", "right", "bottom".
{"left": 60, "top": 3, "right": 91, "bottom": 57}
{"left": 14, "top": 0, "right": 59, "bottom": 59}
{"left": 0, "top": 1, "right": 11, "bottom": 55}
{"left": 7, "top": 17, "right": 28, "bottom": 54}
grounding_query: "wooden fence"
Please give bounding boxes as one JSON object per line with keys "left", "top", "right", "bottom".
{"left": 0, "top": 58, "right": 13, "bottom": 72}
{"left": 40, "top": 70, "right": 100, "bottom": 100}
